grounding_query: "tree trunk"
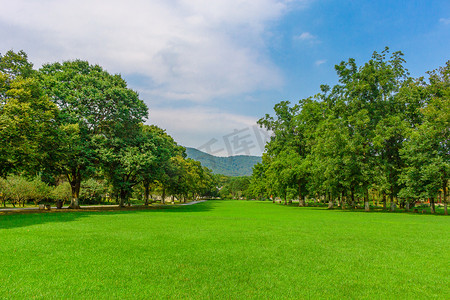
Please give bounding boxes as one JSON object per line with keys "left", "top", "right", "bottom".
{"left": 284, "top": 192, "right": 287, "bottom": 205}
{"left": 430, "top": 197, "right": 435, "bottom": 214}
{"left": 301, "top": 197, "right": 306, "bottom": 206}
{"left": 389, "top": 196, "right": 395, "bottom": 212}
{"left": 364, "top": 189, "right": 370, "bottom": 212}
{"left": 341, "top": 190, "right": 345, "bottom": 210}
{"left": 298, "top": 196, "right": 306, "bottom": 206}
{"left": 382, "top": 192, "right": 387, "bottom": 210}
{"left": 119, "top": 189, "right": 127, "bottom": 207}
{"left": 68, "top": 169, "right": 81, "bottom": 209}
{"left": 144, "top": 181, "right": 150, "bottom": 205}
{"left": 443, "top": 178, "right": 448, "bottom": 215}
{"left": 328, "top": 193, "right": 333, "bottom": 209}
{"left": 298, "top": 181, "right": 305, "bottom": 207}
{"left": 69, "top": 179, "right": 81, "bottom": 209}
{"left": 390, "top": 187, "right": 395, "bottom": 212}
{"left": 162, "top": 188, "right": 166, "bottom": 204}
{"left": 405, "top": 199, "right": 410, "bottom": 212}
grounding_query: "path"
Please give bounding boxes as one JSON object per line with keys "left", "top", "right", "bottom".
{"left": 0, "top": 200, "right": 207, "bottom": 212}
{"left": 178, "top": 200, "right": 207, "bottom": 206}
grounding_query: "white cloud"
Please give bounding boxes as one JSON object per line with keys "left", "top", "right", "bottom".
{"left": 294, "top": 31, "right": 320, "bottom": 44}
{"left": 439, "top": 18, "right": 450, "bottom": 25}
{"left": 0, "top": 0, "right": 309, "bottom": 103}
{"left": 315, "top": 59, "right": 326, "bottom": 66}
{"left": 148, "top": 106, "right": 270, "bottom": 156}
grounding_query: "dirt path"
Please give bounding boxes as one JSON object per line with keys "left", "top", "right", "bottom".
{"left": 178, "top": 200, "right": 207, "bottom": 206}
{"left": 0, "top": 200, "right": 207, "bottom": 213}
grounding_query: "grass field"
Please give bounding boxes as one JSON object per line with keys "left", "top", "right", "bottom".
{"left": 0, "top": 200, "right": 449, "bottom": 299}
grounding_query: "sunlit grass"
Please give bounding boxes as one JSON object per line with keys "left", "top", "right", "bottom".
{"left": 0, "top": 200, "right": 448, "bottom": 299}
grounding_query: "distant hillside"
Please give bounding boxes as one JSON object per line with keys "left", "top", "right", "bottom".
{"left": 185, "top": 147, "right": 261, "bottom": 177}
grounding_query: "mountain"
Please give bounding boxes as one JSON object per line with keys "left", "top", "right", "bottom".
{"left": 185, "top": 147, "right": 262, "bottom": 177}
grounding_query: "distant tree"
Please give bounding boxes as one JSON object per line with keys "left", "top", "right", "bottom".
{"left": 50, "top": 181, "right": 72, "bottom": 205}
{"left": 80, "top": 178, "right": 108, "bottom": 205}
{"left": 139, "top": 125, "right": 184, "bottom": 205}
{"left": 1, "top": 175, "right": 49, "bottom": 207}
{"left": 219, "top": 176, "right": 250, "bottom": 200}
{"left": 247, "top": 162, "right": 269, "bottom": 201}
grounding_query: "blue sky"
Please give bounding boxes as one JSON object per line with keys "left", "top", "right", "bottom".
{"left": 1, "top": 0, "right": 449, "bottom": 156}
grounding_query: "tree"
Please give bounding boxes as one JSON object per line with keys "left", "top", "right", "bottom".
{"left": 257, "top": 100, "right": 312, "bottom": 205}
{"left": 139, "top": 125, "right": 184, "bottom": 205}
{"left": 0, "top": 50, "right": 59, "bottom": 177}
{"left": 1, "top": 175, "right": 50, "bottom": 207}
{"left": 250, "top": 47, "right": 437, "bottom": 213}
{"left": 400, "top": 61, "right": 450, "bottom": 214}
{"left": 219, "top": 176, "right": 250, "bottom": 200}
{"left": 247, "top": 162, "right": 269, "bottom": 201}
{"left": 39, "top": 60, "right": 148, "bottom": 208}
{"left": 97, "top": 127, "right": 153, "bottom": 207}
{"left": 50, "top": 181, "right": 72, "bottom": 205}
{"left": 310, "top": 115, "right": 352, "bottom": 209}
{"left": 334, "top": 47, "right": 409, "bottom": 211}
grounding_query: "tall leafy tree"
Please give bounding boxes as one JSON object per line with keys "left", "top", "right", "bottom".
{"left": 334, "top": 47, "right": 409, "bottom": 211}
{"left": 0, "top": 50, "right": 59, "bottom": 177}
{"left": 258, "top": 100, "right": 312, "bottom": 205}
{"left": 400, "top": 61, "right": 450, "bottom": 214}
{"left": 39, "top": 60, "right": 148, "bottom": 208}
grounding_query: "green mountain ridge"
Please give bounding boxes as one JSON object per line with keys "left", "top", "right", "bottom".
{"left": 185, "top": 147, "right": 261, "bottom": 177}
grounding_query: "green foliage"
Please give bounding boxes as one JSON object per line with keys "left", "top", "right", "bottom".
{"left": 0, "top": 50, "right": 34, "bottom": 78}
{"left": 399, "top": 62, "right": 450, "bottom": 212}
{"left": 0, "top": 51, "right": 59, "bottom": 177}
{"left": 218, "top": 176, "right": 250, "bottom": 199}
{"left": 251, "top": 49, "right": 449, "bottom": 212}
{"left": 38, "top": 59, "right": 149, "bottom": 207}
{"left": 79, "top": 178, "right": 108, "bottom": 204}
{"left": 50, "top": 181, "right": 72, "bottom": 202}
{"left": 0, "top": 175, "right": 50, "bottom": 206}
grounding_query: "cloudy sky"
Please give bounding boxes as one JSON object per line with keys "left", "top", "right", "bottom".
{"left": 1, "top": 0, "right": 449, "bottom": 156}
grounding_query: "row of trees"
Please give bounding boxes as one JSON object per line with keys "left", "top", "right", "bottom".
{"left": 0, "top": 50, "right": 216, "bottom": 208}
{"left": 247, "top": 48, "right": 449, "bottom": 214}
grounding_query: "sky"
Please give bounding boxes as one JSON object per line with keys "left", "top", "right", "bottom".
{"left": 1, "top": 0, "right": 449, "bottom": 156}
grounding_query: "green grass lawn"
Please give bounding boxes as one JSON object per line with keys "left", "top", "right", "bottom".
{"left": 0, "top": 200, "right": 448, "bottom": 299}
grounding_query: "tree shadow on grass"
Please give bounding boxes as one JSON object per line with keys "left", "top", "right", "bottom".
{"left": 0, "top": 201, "right": 214, "bottom": 230}
{"left": 275, "top": 202, "right": 448, "bottom": 216}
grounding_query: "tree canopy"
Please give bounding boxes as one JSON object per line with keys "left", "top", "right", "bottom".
{"left": 248, "top": 49, "right": 449, "bottom": 214}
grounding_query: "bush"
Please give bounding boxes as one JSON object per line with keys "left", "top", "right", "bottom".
{"left": 0, "top": 175, "right": 50, "bottom": 206}
{"left": 79, "top": 178, "right": 107, "bottom": 204}
{"left": 51, "top": 181, "right": 72, "bottom": 204}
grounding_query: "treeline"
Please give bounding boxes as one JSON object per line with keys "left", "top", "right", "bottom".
{"left": 0, "top": 50, "right": 216, "bottom": 208}
{"left": 247, "top": 48, "right": 449, "bottom": 214}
